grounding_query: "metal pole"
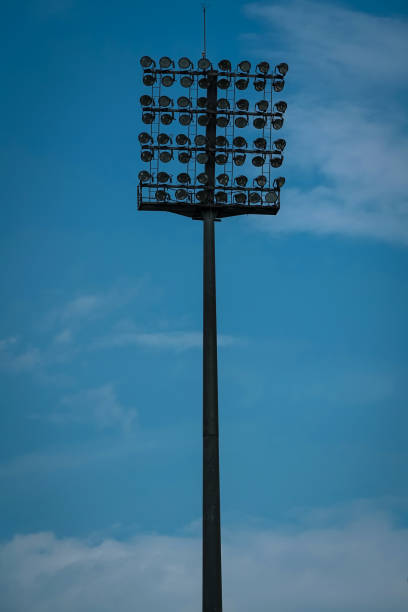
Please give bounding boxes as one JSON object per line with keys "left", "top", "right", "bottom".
{"left": 202, "top": 70, "right": 222, "bottom": 612}
{"left": 202, "top": 211, "right": 222, "bottom": 612}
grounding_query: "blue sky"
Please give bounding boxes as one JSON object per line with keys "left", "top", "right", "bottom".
{"left": 1, "top": 0, "right": 408, "bottom": 610}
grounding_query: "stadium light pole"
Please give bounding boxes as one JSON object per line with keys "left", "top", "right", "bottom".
{"left": 138, "top": 53, "right": 288, "bottom": 612}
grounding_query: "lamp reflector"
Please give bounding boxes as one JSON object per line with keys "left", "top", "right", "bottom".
{"left": 217, "top": 115, "right": 229, "bottom": 128}
{"left": 179, "top": 113, "right": 192, "bottom": 126}
{"left": 254, "top": 137, "right": 267, "bottom": 149}
{"left": 216, "top": 136, "right": 228, "bottom": 147}
{"left": 157, "top": 172, "right": 171, "bottom": 183}
{"left": 217, "top": 98, "right": 230, "bottom": 110}
{"left": 180, "top": 75, "right": 194, "bottom": 88}
{"left": 142, "top": 112, "right": 155, "bottom": 124}
{"left": 178, "top": 57, "right": 192, "bottom": 69}
{"left": 197, "top": 97, "right": 208, "bottom": 108}
{"left": 139, "top": 132, "right": 153, "bottom": 144}
{"left": 156, "top": 189, "right": 168, "bottom": 201}
{"left": 177, "top": 96, "right": 191, "bottom": 108}
{"left": 197, "top": 152, "right": 209, "bottom": 164}
{"left": 197, "top": 190, "right": 209, "bottom": 202}
{"left": 178, "top": 151, "right": 192, "bottom": 163}
{"left": 254, "top": 79, "right": 266, "bottom": 91}
{"left": 256, "top": 61, "right": 270, "bottom": 74}
{"left": 143, "top": 74, "right": 156, "bottom": 86}
{"left": 256, "top": 100, "right": 269, "bottom": 112}
{"left": 234, "top": 192, "right": 246, "bottom": 204}
{"left": 272, "top": 117, "right": 284, "bottom": 130}
{"left": 176, "top": 134, "right": 190, "bottom": 145}
{"left": 141, "top": 150, "right": 153, "bottom": 162}
{"left": 233, "top": 136, "right": 247, "bottom": 148}
{"left": 159, "top": 151, "right": 172, "bottom": 163}
{"left": 255, "top": 175, "right": 267, "bottom": 188}
{"left": 161, "top": 113, "right": 174, "bottom": 125}
{"left": 218, "top": 59, "right": 232, "bottom": 71}
{"left": 235, "top": 116, "right": 248, "bottom": 128}
{"left": 249, "top": 192, "right": 261, "bottom": 203}
{"left": 138, "top": 170, "right": 152, "bottom": 182}
{"left": 198, "top": 78, "right": 209, "bottom": 89}
{"left": 252, "top": 155, "right": 265, "bottom": 167}
{"left": 140, "top": 95, "right": 153, "bottom": 106}
{"left": 175, "top": 188, "right": 188, "bottom": 200}
{"left": 161, "top": 75, "right": 175, "bottom": 87}
{"left": 215, "top": 191, "right": 227, "bottom": 203}
{"left": 265, "top": 190, "right": 278, "bottom": 203}
{"left": 274, "top": 138, "right": 286, "bottom": 151}
{"left": 233, "top": 154, "right": 246, "bottom": 166}
{"left": 273, "top": 78, "right": 285, "bottom": 92}
{"left": 217, "top": 78, "right": 230, "bottom": 89}
{"left": 253, "top": 117, "right": 266, "bottom": 129}
{"left": 157, "top": 133, "right": 171, "bottom": 145}
{"left": 270, "top": 156, "right": 283, "bottom": 168}
{"left": 217, "top": 174, "right": 229, "bottom": 186}
{"left": 235, "top": 78, "right": 249, "bottom": 90}
{"left": 275, "top": 176, "right": 286, "bottom": 188}
{"left": 238, "top": 60, "right": 251, "bottom": 73}
{"left": 177, "top": 173, "right": 191, "bottom": 183}
{"left": 198, "top": 114, "right": 210, "bottom": 126}
{"left": 236, "top": 99, "right": 249, "bottom": 111}
{"left": 197, "top": 173, "right": 209, "bottom": 184}
{"left": 140, "top": 56, "right": 155, "bottom": 68}
{"left": 277, "top": 62, "right": 289, "bottom": 76}
{"left": 215, "top": 153, "right": 228, "bottom": 164}
{"left": 235, "top": 175, "right": 248, "bottom": 187}
{"left": 198, "top": 57, "right": 211, "bottom": 70}
{"left": 195, "top": 135, "right": 207, "bottom": 146}
{"left": 159, "top": 56, "right": 172, "bottom": 68}
{"left": 275, "top": 101, "right": 287, "bottom": 113}
{"left": 158, "top": 95, "right": 171, "bottom": 107}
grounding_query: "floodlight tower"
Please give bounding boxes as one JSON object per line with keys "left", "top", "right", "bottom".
{"left": 137, "top": 53, "right": 288, "bottom": 612}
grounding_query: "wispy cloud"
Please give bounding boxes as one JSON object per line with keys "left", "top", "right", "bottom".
{"left": 0, "top": 337, "right": 42, "bottom": 373}
{"left": 95, "top": 329, "right": 240, "bottom": 351}
{"left": 244, "top": 1, "right": 408, "bottom": 244}
{"left": 1, "top": 503, "right": 407, "bottom": 611}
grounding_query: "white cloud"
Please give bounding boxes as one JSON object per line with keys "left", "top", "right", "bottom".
{"left": 1, "top": 504, "right": 407, "bottom": 611}
{"left": 95, "top": 330, "right": 240, "bottom": 351}
{"left": 244, "top": 1, "right": 408, "bottom": 244}
{"left": 0, "top": 338, "right": 42, "bottom": 373}
{"left": 53, "top": 329, "right": 73, "bottom": 344}
{"left": 50, "top": 384, "right": 137, "bottom": 432}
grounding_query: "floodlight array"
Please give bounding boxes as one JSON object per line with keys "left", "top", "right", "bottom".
{"left": 138, "top": 56, "right": 288, "bottom": 217}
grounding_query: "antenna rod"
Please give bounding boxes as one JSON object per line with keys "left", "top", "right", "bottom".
{"left": 202, "top": 5, "right": 206, "bottom": 58}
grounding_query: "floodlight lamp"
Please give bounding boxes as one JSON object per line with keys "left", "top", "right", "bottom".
{"left": 235, "top": 78, "right": 249, "bottom": 90}
{"left": 270, "top": 155, "right": 283, "bottom": 168}
{"left": 249, "top": 192, "right": 261, "bottom": 203}
{"left": 215, "top": 191, "right": 227, "bottom": 203}
{"left": 274, "top": 101, "right": 287, "bottom": 113}
{"left": 254, "top": 78, "right": 266, "bottom": 91}
{"left": 161, "top": 74, "right": 175, "bottom": 87}
{"left": 178, "top": 57, "right": 193, "bottom": 69}
{"left": 179, "top": 113, "right": 192, "bottom": 126}
{"left": 253, "top": 117, "right": 266, "bottom": 129}
{"left": 256, "top": 61, "right": 270, "bottom": 74}
{"left": 159, "top": 56, "right": 173, "bottom": 69}
{"left": 176, "top": 134, "right": 190, "bottom": 146}
{"left": 238, "top": 60, "right": 251, "bottom": 73}
{"left": 159, "top": 95, "right": 172, "bottom": 107}
{"left": 178, "top": 151, "right": 192, "bottom": 163}
{"left": 140, "top": 94, "right": 153, "bottom": 106}
{"left": 177, "top": 172, "right": 191, "bottom": 183}
{"left": 138, "top": 132, "right": 153, "bottom": 144}
{"left": 161, "top": 113, "right": 174, "bottom": 125}
{"left": 254, "top": 137, "right": 267, "bottom": 149}
{"left": 195, "top": 135, "right": 207, "bottom": 146}
{"left": 197, "top": 190, "right": 209, "bottom": 202}
{"left": 217, "top": 78, "right": 231, "bottom": 90}
{"left": 236, "top": 99, "right": 249, "bottom": 111}
{"left": 197, "top": 97, "right": 208, "bottom": 108}
{"left": 157, "top": 172, "right": 171, "bottom": 183}
{"left": 255, "top": 175, "right": 267, "bottom": 188}
{"left": 274, "top": 138, "right": 286, "bottom": 151}
{"left": 142, "top": 112, "right": 155, "bottom": 124}
{"left": 276, "top": 62, "right": 289, "bottom": 76}
{"left": 175, "top": 188, "right": 188, "bottom": 200}
{"left": 198, "top": 57, "right": 211, "bottom": 70}
{"left": 141, "top": 150, "right": 154, "bottom": 162}
{"left": 217, "top": 174, "right": 229, "bottom": 186}
{"left": 233, "top": 154, "right": 246, "bottom": 166}
{"left": 235, "top": 175, "right": 248, "bottom": 187}
{"left": 272, "top": 116, "right": 284, "bottom": 130}
{"left": 198, "top": 173, "right": 209, "bottom": 184}
{"left": 160, "top": 151, "right": 172, "bottom": 163}
{"left": 256, "top": 100, "right": 269, "bottom": 112}
{"left": 215, "top": 153, "right": 228, "bottom": 164}
{"left": 235, "top": 116, "right": 248, "bottom": 128}
{"left": 198, "top": 114, "right": 210, "bottom": 126}
{"left": 197, "top": 152, "right": 209, "bottom": 164}
{"left": 217, "top": 98, "right": 230, "bottom": 110}
{"left": 217, "top": 115, "right": 229, "bottom": 128}
{"left": 143, "top": 74, "right": 156, "bottom": 86}
{"left": 140, "top": 56, "right": 155, "bottom": 68}
{"left": 274, "top": 176, "right": 285, "bottom": 188}
{"left": 180, "top": 75, "right": 194, "bottom": 88}
{"left": 234, "top": 192, "right": 246, "bottom": 204}
{"left": 177, "top": 96, "right": 191, "bottom": 108}
{"left": 265, "top": 190, "right": 278, "bottom": 203}
{"left": 216, "top": 136, "right": 228, "bottom": 147}
{"left": 233, "top": 136, "right": 247, "bottom": 148}
{"left": 138, "top": 170, "right": 152, "bottom": 182}
{"left": 198, "top": 78, "right": 209, "bottom": 89}
{"left": 252, "top": 155, "right": 265, "bottom": 167}
{"left": 218, "top": 59, "right": 232, "bottom": 72}
{"left": 156, "top": 189, "right": 169, "bottom": 201}
{"left": 157, "top": 133, "right": 171, "bottom": 145}
{"left": 273, "top": 78, "right": 285, "bottom": 92}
